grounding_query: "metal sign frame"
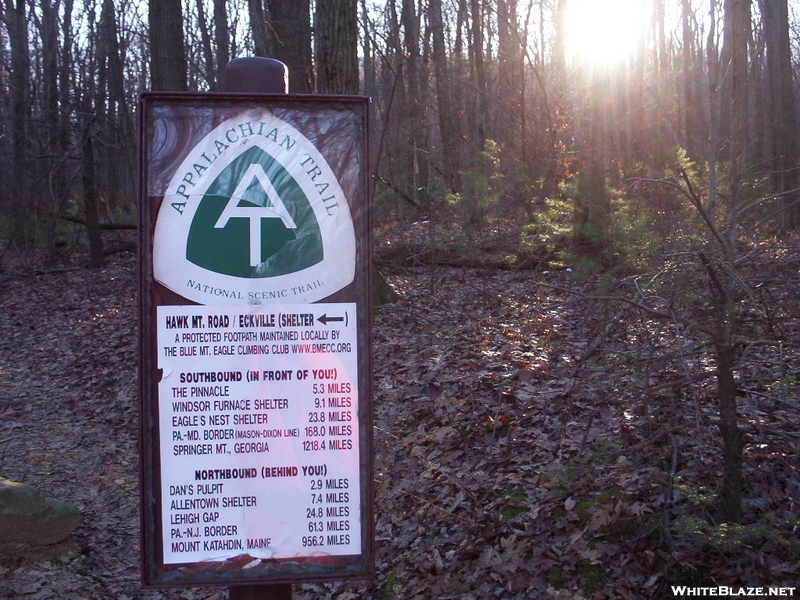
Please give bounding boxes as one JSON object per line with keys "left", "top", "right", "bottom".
{"left": 138, "top": 92, "right": 373, "bottom": 587}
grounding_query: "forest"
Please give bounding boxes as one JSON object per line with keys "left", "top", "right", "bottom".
{"left": 0, "top": 0, "right": 799, "bottom": 598}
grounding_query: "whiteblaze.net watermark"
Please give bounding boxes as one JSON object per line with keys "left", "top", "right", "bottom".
{"left": 671, "top": 587, "right": 796, "bottom": 597}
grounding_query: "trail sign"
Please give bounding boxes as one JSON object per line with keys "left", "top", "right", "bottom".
{"left": 152, "top": 108, "right": 356, "bottom": 301}
{"left": 139, "top": 93, "right": 372, "bottom": 587}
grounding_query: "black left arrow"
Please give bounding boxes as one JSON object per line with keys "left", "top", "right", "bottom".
{"left": 317, "top": 314, "right": 345, "bottom": 325}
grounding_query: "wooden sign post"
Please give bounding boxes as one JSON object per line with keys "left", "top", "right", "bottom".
{"left": 138, "top": 58, "right": 373, "bottom": 594}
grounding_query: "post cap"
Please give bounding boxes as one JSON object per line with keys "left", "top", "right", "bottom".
{"left": 223, "top": 57, "right": 288, "bottom": 94}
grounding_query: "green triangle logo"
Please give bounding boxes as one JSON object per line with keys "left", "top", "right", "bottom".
{"left": 185, "top": 146, "right": 323, "bottom": 278}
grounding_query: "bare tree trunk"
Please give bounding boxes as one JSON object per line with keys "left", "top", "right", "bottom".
{"left": 401, "top": 0, "right": 429, "bottom": 210}
{"left": 266, "top": 0, "right": 313, "bottom": 93}
{"left": 360, "top": 0, "right": 375, "bottom": 98}
{"left": 496, "top": 0, "right": 523, "bottom": 153}
{"left": 81, "top": 119, "right": 104, "bottom": 268}
{"left": 99, "top": 0, "right": 135, "bottom": 206}
{"left": 248, "top": 0, "right": 269, "bottom": 57}
{"left": 552, "top": 0, "right": 567, "bottom": 70}
{"left": 149, "top": 0, "right": 188, "bottom": 91}
{"left": 707, "top": 0, "right": 720, "bottom": 216}
{"left": 40, "top": 0, "right": 59, "bottom": 129}
{"left": 681, "top": 0, "right": 698, "bottom": 158}
{"left": 214, "top": 0, "right": 230, "bottom": 77}
{"left": 653, "top": 0, "right": 668, "bottom": 71}
{"left": 762, "top": 0, "right": 799, "bottom": 227}
{"left": 705, "top": 0, "right": 748, "bottom": 523}
{"left": 720, "top": 0, "right": 751, "bottom": 184}
{"left": 314, "top": 0, "right": 359, "bottom": 95}
{"left": 38, "top": 0, "right": 62, "bottom": 262}
{"left": 2, "top": 0, "right": 31, "bottom": 255}
{"left": 701, "top": 246, "right": 744, "bottom": 524}
{"left": 429, "top": 0, "right": 460, "bottom": 192}
{"left": 715, "top": 341, "right": 744, "bottom": 523}
{"left": 59, "top": 0, "right": 74, "bottom": 121}
{"left": 196, "top": 0, "right": 218, "bottom": 89}
{"left": 468, "top": 0, "right": 487, "bottom": 150}
{"left": 57, "top": 0, "right": 75, "bottom": 242}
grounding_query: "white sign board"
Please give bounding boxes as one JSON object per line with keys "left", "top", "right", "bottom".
{"left": 139, "top": 94, "right": 371, "bottom": 586}
{"left": 158, "top": 304, "right": 360, "bottom": 563}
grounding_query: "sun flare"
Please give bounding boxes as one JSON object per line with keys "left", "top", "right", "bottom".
{"left": 563, "top": 0, "right": 650, "bottom": 68}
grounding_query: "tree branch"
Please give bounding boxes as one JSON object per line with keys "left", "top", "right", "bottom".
{"left": 60, "top": 215, "right": 137, "bottom": 230}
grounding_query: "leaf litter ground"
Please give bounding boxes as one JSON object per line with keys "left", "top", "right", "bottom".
{"left": 0, "top": 254, "right": 797, "bottom": 599}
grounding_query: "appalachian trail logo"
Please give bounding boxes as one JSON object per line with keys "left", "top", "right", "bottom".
{"left": 153, "top": 110, "right": 356, "bottom": 305}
